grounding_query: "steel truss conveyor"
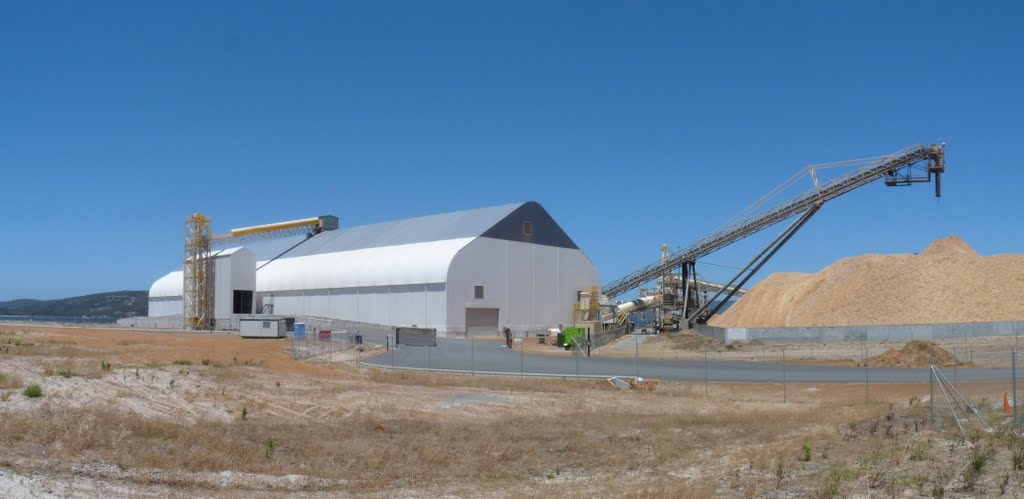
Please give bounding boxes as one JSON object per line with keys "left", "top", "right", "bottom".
{"left": 602, "top": 144, "right": 946, "bottom": 304}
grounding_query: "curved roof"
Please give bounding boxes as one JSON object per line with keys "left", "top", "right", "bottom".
{"left": 149, "top": 201, "right": 582, "bottom": 297}
{"left": 150, "top": 271, "right": 183, "bottom": 298}
{"left": 257, "top": 238, "right": 474, "bottom": 292}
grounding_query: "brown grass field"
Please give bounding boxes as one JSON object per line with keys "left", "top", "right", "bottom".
{"left": 2, "top": 325, "right": 1024, "bottom": 497}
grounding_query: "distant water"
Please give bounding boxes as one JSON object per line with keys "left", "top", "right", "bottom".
{"left": 0, "top": 315, "right": 117, "bottom": 324}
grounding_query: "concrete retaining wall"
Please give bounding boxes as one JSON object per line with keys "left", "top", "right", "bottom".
{"left": 695, "top": 321, "right": 1024, "bottom": 345}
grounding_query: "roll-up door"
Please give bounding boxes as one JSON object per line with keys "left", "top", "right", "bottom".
{"left": 466, "top": 308, "right": 499, "bottom": 337}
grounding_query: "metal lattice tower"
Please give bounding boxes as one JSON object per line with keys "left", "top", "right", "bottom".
{"left": 183, "top": 213, "right": 213, "bottom": 330}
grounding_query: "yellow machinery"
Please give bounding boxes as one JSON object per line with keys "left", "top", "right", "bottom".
{"left": 183, "top": 214, "right": 214, "bottom": 330}
{"left": 182, "top": 213, "right": 335, "bottom": 330}
{"left": 572, "top": 285, "right": 601, "bottom": 324}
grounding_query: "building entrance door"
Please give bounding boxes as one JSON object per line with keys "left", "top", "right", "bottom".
{"left": 465, "top": 308, "right": 499, "bottom": 337}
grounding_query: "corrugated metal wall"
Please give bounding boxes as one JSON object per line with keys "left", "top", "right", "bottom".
{"left": 257, "top": 284, "right": 447, "bottom": 330}
{"left": 148, "top": 297, "right": 182, "bottom": 317}
{"left": 446, "top": 237, "right": 601, "bottom": 335}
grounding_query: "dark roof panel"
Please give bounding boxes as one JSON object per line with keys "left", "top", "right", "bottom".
{"left": 480, "top": 201, "right": 579, "bottom": 249}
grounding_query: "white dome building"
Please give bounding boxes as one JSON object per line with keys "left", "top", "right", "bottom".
{"left": 147, "top": 202, "right": 600, "bottom": 336}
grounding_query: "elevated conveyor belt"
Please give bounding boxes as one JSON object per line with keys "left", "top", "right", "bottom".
{"left": 694, "top": 279, "right": 746, "bottom": 296}
{"left": 602, "top": 144, "right": 945, "bottom": 298}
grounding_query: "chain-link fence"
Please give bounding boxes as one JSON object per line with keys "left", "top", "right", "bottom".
{"left": 290, "top": 329, "right": 353, "bottom": 360}
{"left": 696, "top": 321, "right": 1024, "bottom": 346}
{"left": 591, "top": 324, "right": 629, "bottom": 349}
{"left": 922, "top": 351, "right": 1024, "bottom": 437}
{"left": 364, "top": 333, "right": 1024, "bottom": 415}
{"left": 289, "top": 322, "right": 392, "bottom": 361}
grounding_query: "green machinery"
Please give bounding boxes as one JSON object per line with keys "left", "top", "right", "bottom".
{"left": 560, "top": 327, "right": 585, "bottom": 350}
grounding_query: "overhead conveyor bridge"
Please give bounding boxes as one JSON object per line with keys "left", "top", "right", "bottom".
{"left": 602, "top": 145, "right": 946, "bottom": 310}
{"left": 694, "top": 279, "right": 746, "bottom": 297}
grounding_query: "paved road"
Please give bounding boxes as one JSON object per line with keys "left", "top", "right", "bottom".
{"left": 363, "top": 337, "right": 1023, "bottom": 383}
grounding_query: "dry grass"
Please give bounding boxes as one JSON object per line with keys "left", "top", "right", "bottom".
{"left": 0, "top": 386, "right": 880, "bottom": 494}
{"left": 40, "top": 358, "right": 109, "bottom": 379}
{"left": 365, "top": 368, "right": 611, "bottom": 393}
{"left": 2, "top": 325, "right": 1023, "bottom": 496}
{"left": 0, "top": 372, "right": 23, "bottom": 390}
{"left": 0, "top": 325, "right": 346, "bottom": 378}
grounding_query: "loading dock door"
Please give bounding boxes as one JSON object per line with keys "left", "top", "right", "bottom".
{"left": 466, "top": 308, "right": 499, "bottom": 337}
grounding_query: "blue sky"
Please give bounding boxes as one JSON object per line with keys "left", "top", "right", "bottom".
{"left": 1, "top": 1, "right": 1021, "bottom": 301}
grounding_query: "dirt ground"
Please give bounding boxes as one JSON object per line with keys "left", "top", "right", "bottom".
{"left": 592, "top": 330, "right": 1024, "bottom": 367}
{"left": 3, "top": 325, "right": 1024, "bottom": 497}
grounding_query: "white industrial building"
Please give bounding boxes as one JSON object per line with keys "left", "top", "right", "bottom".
{"left": 147, "top": 202, "right": 600, "bottom": 336}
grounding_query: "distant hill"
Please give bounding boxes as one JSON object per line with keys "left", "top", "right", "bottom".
{"left": 0, "top": 291, "right": 147, "bottom": 319}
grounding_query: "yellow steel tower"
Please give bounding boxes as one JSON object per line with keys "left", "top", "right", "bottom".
{"left": 183, "top": 213, "right": 214, "bottom": 330}
{"left": 182, "top": 213, "right": 335, "bottom": 330}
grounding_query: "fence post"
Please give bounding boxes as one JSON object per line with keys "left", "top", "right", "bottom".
{"left": 963, "top": 325, "right": 968, "bottom": 359}
{"left": 704, "top": 344, "right": 709, "bottom": 398}
{"left": 575, "top": 340, "right": 580, "bottom": 379}
{"left": 470, "top": 337, "right": 475, "bottom": 376}
{"left": 782, "top": 348, "right": 787, "bottom": 403}
{"left": 520, "top": 336, "right": 524, "bottom": 379}
{"left": 953, "top": 346, "right": 958, "bottom": 389}
{"left": 864, "top": 345, "right": 869, "bottom": 402}
{"left": 929, "top": 351, "right": 935, "bottom": 426}
{"left": 1014, "top": 350, "right": 1018, "bottom": 428}
{"left": 635, "top": 334, "right": 640, "bottom": 380}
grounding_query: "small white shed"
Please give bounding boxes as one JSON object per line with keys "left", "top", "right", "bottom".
{"left": 239, "top": 319, "right": 286, "bottom": 338}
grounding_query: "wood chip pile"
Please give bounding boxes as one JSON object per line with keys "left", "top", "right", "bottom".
{"left": 710, "top": 235, "right": 1024, "bottom": 328}
{"left": 867, "top": 340, "right": 961, "bottom": 368}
